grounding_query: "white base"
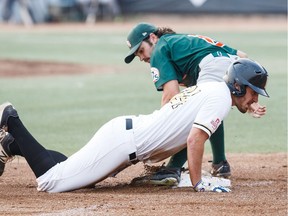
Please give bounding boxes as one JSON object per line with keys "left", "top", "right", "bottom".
{"left": 177, "top": 170, "right": 231, "bottom": 188}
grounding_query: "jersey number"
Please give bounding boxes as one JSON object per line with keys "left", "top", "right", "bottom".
{"left": 170, "top": 86, "right": 201, "bottom": 109}
{"left": 189, "top": 34, "right": 224, "bottom": 47}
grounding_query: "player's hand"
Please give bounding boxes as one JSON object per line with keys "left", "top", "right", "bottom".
{"left": 193, "top": 179, "right": 231, "bottom": 193}
{"left": 248, "top": 102, "right": 266, "bottom": 118}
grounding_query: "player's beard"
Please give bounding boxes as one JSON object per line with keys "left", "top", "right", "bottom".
{"left": 234, "top": 97, "right": 250, "bottom": 114}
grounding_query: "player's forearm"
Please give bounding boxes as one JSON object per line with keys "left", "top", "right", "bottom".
{"left": 161, "top": 95, "right": 170, "bottom": 107}
{"left": 161, "top": 80, "right": 180, "bottom": 106}
{"left": 236, "top": 50, "right": 248, "bottom": 58}
{"left": 187, "top": 145, "right": 203, "bottom": 187}
{"left": 187, "top": 128, "right": 207, "bottom": 187}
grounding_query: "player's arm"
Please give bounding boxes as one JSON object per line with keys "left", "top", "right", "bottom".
{"left": 161, "top": 80, "right": 180, "bottom": 106}
{"left": 187, "top": 127, "right": 231, "bottom": 192}
{"left": 248, "top": 102, "right": 267, "bottom": 118}
{"left": 236, "top": 50, "right": 248, "bottom": 58}
{"left": 187, "top": 127, "right": 208, "bottom": 187}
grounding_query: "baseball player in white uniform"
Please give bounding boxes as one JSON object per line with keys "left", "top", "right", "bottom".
{"left": 0, "top": 58, "right": 269, "bottom": 193}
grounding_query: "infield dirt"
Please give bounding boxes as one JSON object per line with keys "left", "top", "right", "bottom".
{"left": 0, "top": 153, "right": 286, "bottom": 216}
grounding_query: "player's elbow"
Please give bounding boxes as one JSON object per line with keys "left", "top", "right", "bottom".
{"left": 237, "top": 50, "right": 248, "bottom": 58}
{"left": 186, "top": 135, "right": 195, "bottom": 147}
{"left": 187, "top": 128, "right": 209, "bottom": 147}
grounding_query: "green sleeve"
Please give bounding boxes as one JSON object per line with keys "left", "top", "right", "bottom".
{"left": 222, "top": 44, "right": 238, "bottom": 55}
{"left": 150, "top": 42, "right": 182, "bottom": 91}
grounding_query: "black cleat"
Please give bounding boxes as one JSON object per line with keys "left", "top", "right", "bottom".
{"left": 131, "top": 167, "right": 182, "bottom": 186}
{"left": 211, "top": 160, "right": 231, "bottom": 178}
{"left": 0, "top": 129, "right": 15, "bottom": 176}
{"left": 0, "top": 102, "right": 18, "bottom": 131}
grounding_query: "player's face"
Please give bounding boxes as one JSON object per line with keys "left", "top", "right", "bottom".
{"left": 234, "top": 87, "right": 259, "bottom": 113}
{"left": 134, "top": 40, "right": 154, "bottom": 63}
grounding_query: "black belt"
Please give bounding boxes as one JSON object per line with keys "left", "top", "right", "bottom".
{"left": 126, "top": 118, "right": 133, "bottom": 130}
{"left": 129, "top": 152, "right": 139, "bottom": 164}
{"left": 126, "top": 118, "right": 139, "bottom": 164}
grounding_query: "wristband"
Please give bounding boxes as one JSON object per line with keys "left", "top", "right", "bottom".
{"left": 193, "top": 179, "right": 204, "bottom": 192}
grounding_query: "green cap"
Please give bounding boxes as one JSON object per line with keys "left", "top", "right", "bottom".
{"left": 124, "top": 22, "right": 157, "bottom": 64}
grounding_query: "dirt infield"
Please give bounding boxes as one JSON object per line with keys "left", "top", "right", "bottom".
{"left": 0, "top": 153, "right": 286, "bottom": 216}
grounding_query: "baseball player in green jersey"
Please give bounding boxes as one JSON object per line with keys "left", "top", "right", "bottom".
{"left": 0, "top": 58, "right": 269, "bottom": 193}
{"left": 125, "top": 22, "right": 266, "bottom": 186}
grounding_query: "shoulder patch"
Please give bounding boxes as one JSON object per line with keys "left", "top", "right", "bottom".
{"left": 151, "top": 67, "right": 160, "bottom": 83}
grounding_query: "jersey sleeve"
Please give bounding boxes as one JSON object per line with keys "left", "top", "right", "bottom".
{"left": 150, "top": 40, "right": 180, "bottom": 91}
{"left": 192, "top": 91, "right": 231, "bottom": 137}
{"left": 221, "top": 44, "right": 238, "bottom": 55}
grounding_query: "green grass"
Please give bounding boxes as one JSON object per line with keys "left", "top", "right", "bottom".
{"left": 0, "top": 28, "right": 286, "bottom": 155}
{"left": 0, "top": 72, "right": 160, "bottom": 155}
{"left": 0, "top": 32, "right": 127, "bottom": 64}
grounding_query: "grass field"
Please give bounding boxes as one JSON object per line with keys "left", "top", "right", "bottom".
{"left": 0, "top": 19, "right": 286, "bottom": 155}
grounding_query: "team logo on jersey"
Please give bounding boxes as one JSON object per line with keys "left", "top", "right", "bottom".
{"left": 210, "top": 118, "right": 221, "bottom": 130}
{"left": 151, "top": 67, "right": 160, "bottom": 83}
{"left": 170, "top": 86, "right": 201, "bottom": 109}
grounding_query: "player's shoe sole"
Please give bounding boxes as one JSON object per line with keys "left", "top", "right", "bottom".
{"left": 0, "top": 102, "right": 18, "bottom": 131}
{"left": 149, "top": 177, "right": 178, "bottom": 186}
{"left": 131, "top": 176, "right": 178, "bottom": 186}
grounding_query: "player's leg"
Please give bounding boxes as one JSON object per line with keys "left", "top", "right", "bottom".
{"left": 4, "top": 114, "right": 59, "bottom": 178}
{"left": 36, "top": 116, "right": 137, "bottom": 192}
{"left": 166, "top": 148, "right": 187, "bottom": 168}
{"left": 209, "top": 122, "right": 231, "bottom": 178}
{"left": 0, "top": 138, "right": 67, "bottom": 176}
{"left": 0, "top": 102, "right": 65, "bottom": 176}
{"left": 1, "top": 104, "right": 136, "bottom": 192}
{"left": 6, "top": 140, "right": 67, "bottom": 163}
{"left": 131, "top": 149, "right": 184, "bottom": 186}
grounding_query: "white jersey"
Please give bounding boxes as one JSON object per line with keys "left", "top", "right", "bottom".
{"left": 37, "top": 81, "right": 231, "bottom": 193}
{"left": 133, "top": 81, "right": 231, "bottom": 163}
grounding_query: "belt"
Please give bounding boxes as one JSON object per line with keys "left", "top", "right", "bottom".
{"left": 211, "top": 51, "right": 229, "bottom": 58}
{"left": 199, "top": 51, "right": 230, "bottom": 69}
{"left": 126, "top": 118, "right": 139, "bottom": 164}
{"left": 126, "top": 118, "right": 133, "bottom": 130}
{"left": 129, "top": 152, "right": 138, "bottom": 164}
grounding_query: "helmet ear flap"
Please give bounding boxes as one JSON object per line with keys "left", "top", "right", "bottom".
{"left": 231, "top": 83, "right": 246, "bottom": 97}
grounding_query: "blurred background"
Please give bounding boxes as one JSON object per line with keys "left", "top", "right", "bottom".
{"left": 0, "top": 0, "right": 286, "bottom": 25}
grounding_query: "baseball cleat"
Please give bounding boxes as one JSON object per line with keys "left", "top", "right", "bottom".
{"left": 131, "top": 167, "right": 181, "bottom": 186}
{"left": 0, "top": 129, "right": 15, "bottom": 176}
{"left": 0, "top": 102, "right": 18, "bottom": 131}
{"left": 131, "top": 175, "right": 179, "bottom": 186}
{"left": 211, "top": 160, "right": 231, "bottom": 178}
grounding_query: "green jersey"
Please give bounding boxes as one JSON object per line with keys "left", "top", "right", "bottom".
{"left": 150, "top": 34, "right": 238, "bottom": 91}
